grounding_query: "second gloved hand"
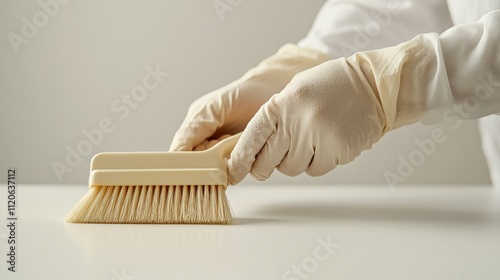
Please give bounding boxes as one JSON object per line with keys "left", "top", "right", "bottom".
{"left": 169, "top": 44, "right": 330, "bottom": 151}
{"left": 228, "top": 34, "right": 449, "bottom": 184}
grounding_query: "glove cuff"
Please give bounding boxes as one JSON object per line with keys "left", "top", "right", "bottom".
{"left": 348, "top": 34, "right": 452, "bottom": 132}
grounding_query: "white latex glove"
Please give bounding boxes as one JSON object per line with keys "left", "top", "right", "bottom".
{"left": 227, "top": 34, "right": 448, "bottom": 184}
{"left": 169, "top": 44, "right": 330, "bottom": 151}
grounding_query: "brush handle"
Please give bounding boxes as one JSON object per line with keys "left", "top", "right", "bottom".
{"left": 88, "top": 133, "right": 242, "bottom": 187}
{"left": 207, "top": 132, "right": 241, "bottom": 160}
{"left": 90, "top": 133, "right": 242, "bottom": 171}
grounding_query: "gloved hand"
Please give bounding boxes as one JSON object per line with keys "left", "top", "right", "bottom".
{"left": 169, "top": 44, "right": 331, "bottom": 151}
{"left": 227, "top": 34, "right": 448, "bottom": 184}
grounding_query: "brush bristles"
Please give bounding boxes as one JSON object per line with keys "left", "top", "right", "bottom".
{"left": 66, "top": 185, "right": 232, "bottom": 224}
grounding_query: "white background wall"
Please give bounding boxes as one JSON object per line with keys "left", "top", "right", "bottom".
{"left": 0, "top": 0, "right": 491, "bottom": 186}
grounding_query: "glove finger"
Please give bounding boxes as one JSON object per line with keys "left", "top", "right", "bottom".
{"left": 169, "top": 98, "right": 224, "bottom": 151}
{"left": 227, "top": 99, "right": 278, "bottom": 185}
{"left": 193, "top": 134, "right": 231, "bottom": 151}
{"left": 305, "top": 134, "right": 338, "bottom": 176}
{"left": 169, "top": 124, "right": 217, "bottom": 151}
{"left": 276, "top": 132, "right": 314, "bottom": 177}
{"left": 250, "top": 126, "right": 289, "bottom": 180}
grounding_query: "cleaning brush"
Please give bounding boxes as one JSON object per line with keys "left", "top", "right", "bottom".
{"left": 66, "top": 133, "right": 241, "bottom": 224}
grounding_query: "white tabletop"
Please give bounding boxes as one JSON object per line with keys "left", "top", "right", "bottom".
{"left": 1, "top": 184, "right": 499, "bottom": 280}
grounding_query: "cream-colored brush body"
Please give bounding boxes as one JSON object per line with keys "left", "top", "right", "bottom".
{"left": 66, "top": 133, "right": 240, "bottom": 224}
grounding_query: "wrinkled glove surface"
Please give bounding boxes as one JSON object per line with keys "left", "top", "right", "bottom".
{"left": 228, "top": 35, "right": 442, "bottom": 184}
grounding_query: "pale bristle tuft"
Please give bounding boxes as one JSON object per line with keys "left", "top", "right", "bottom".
{"left": 66, "top": 185, "right": 232, "bottom": 224}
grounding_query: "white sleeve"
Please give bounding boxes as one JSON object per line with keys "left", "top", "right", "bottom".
{"left": 446, "top": 0, "right": 500, "bottom": 24}
{"left": 447, "top": 1, "right": 500, "bottom": 188}
{"left": 298, "top": 0, "right": 453, "bottom": 58}
{"left": 422, "top": 10, "right": 500, "bottom": 123}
